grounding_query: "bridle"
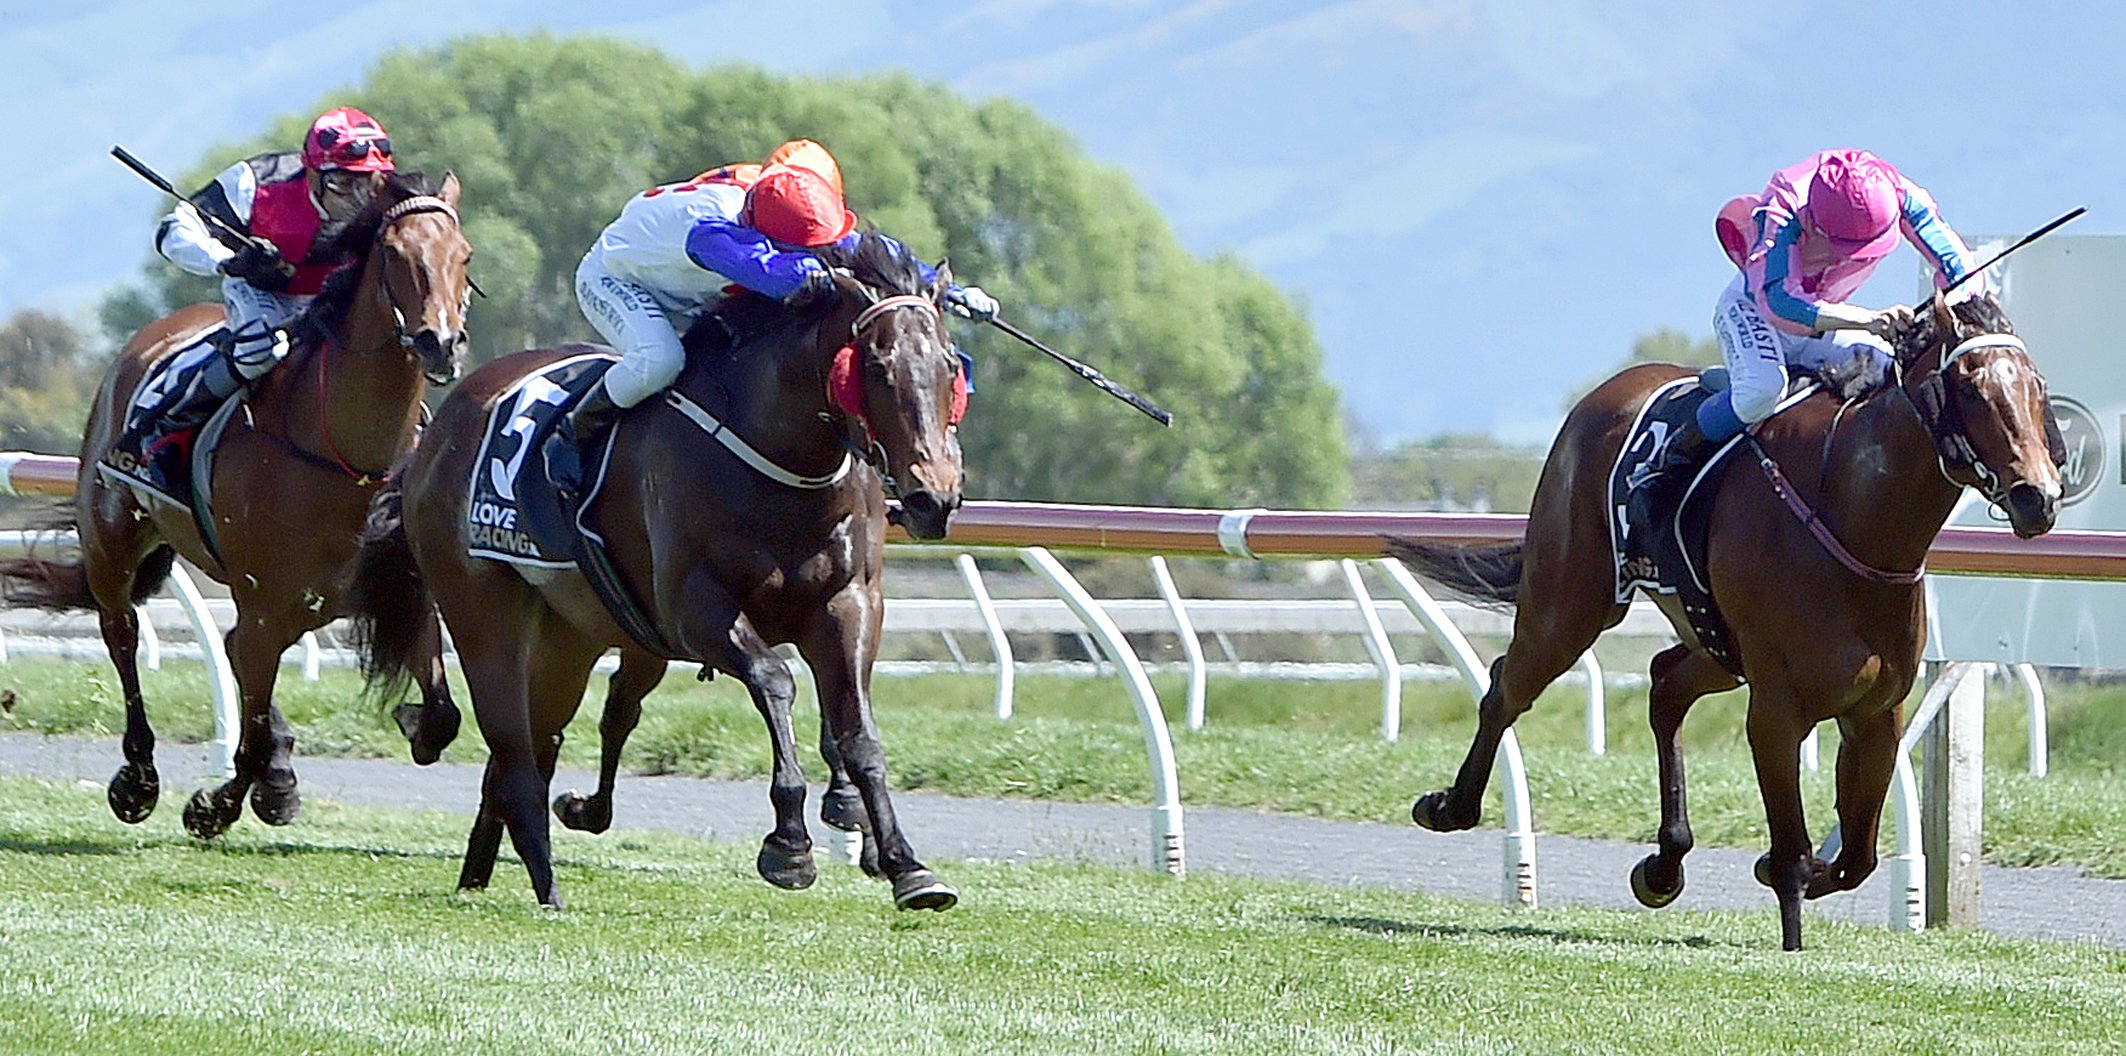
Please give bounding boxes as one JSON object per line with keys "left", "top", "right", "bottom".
{"left": 376, "top": 194, "right": 465, "bottom": 382}
{"left": 1898, "top": 324, "right": 2030, "bottom": 510}
{"left": 826, "top": 292, "right": 952, "bottom": 495}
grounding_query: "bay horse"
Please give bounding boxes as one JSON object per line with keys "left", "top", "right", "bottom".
{"left": 1389, "top": 292, "right": 2061, "bottom": 949}
{"left": 0, "top": 170, "right": 471, "bottom": 837}
{"left": 347, "top": 233, "right": 965, "bottom": 911}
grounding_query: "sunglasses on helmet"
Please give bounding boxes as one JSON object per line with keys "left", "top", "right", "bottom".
{"left": 314, "top": 127, "right": 391, "bottom": 165}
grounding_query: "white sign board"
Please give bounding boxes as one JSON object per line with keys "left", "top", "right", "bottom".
{"left": 1929, "top": 236, "right": 2126, "bottom": 668}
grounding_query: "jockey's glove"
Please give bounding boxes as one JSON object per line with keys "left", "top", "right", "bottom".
{"left": 221, "top": 238, "right": 295, "bottom": 292}
{"left": 948, "top": 285, "right": 999, "bottom": 322}
{"left": 785, "top": 269, "right": 838, "bottom": 311}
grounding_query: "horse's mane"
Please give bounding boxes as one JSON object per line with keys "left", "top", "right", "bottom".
{"left": 293, "top": 170, "right": 442, "bottom": 346}
{"left": 1809, "top": 291, "right": 2016, "bottom": 402}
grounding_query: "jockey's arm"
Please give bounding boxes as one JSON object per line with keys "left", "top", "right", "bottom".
{"left": 1898, "top": 179, "right": 1980, "bottom": 294}
{"left": 1754, "top": 215, "right": 1904, "bottom": 338}
{"left": 154, "top": 160, "right": 256, "bottom": 277}
{"left": 684, "top": 219, "right": 825, "bottom": 299}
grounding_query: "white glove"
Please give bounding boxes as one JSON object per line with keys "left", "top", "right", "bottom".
{"left": 950, "top": 285, "right": 999, "bottom": 322}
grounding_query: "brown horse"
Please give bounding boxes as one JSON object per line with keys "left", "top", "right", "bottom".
{"left": 0, "top": 171, "right": 471, "bottom": 836}
{"left": 347, "top": 233, "right": 964, "bottom": 910}
{"left": 1389, "top": 292, "right": 2061, "bottom": 949}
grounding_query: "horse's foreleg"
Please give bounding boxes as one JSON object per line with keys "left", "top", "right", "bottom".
{"left": 95, "top": 597, "right": 158, "bottom": 824}
{"left": 674, "top": 575, "right": 815, "bottom": 891}
{"left": 394, "top": 606, "right": 461, "bottom": 766}
{"left": 185, "top": 619, "right": 301, "bottom": 837}
{"left": 555, "top": 648, "right": 665, "bottom": 835}
{"left": 459, "top": 757, "right": 507, "bottom": 892}
{"left": 1747, "top": 685, "right": 1815, "bottom": 950}
{"left": 1811, "top": 705, "right": 1900, "bottom": 899}
{"left": 799, "top": 616, "right": 954, "bottom": 912}
{"left": 1631, "top": 645, "right": 1740, "bottom": 908}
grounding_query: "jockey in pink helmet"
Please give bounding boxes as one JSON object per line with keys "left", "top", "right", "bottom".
{"left": 122, "top": 106, "right": 398, "bottom": 478}
{"left": 1631, "top": 148, "right": 1981, "bottom": 522}
{"left": 548, "top": 139, "right": 998, "bottom": 501}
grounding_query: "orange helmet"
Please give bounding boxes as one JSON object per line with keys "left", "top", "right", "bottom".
{"left": 743, "top": 164, "right": 857, "bottom": 247}
{"left": 762, "top": 139, "right": 844, "bottom": 198}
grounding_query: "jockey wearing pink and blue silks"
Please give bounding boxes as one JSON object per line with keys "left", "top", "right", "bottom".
{"left": 1703, "top": 148, "right": 1982, "bottom": 440}
{"left": 1631, "top": 149, "right": 1981, "bottom": 523}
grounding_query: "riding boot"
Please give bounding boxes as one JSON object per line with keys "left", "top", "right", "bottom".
{"left": 115, "top": 343, "right": 254, "bottom": 483}
{"left": 1628, "top": 416, "right": 1717, "bottom": 537}
{"left": 544, "top": 379, "right": 624, "bottom": 506}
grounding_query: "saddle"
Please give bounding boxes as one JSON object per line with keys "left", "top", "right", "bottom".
{"left": 1608, "top": 374, "right": 1821, "bottom": 677}
{"left": 468, "top": 351, "right": 681, "bottom": 659}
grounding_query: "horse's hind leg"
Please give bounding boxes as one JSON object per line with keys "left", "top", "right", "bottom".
{"left": 1413, "top": 578, "right": 1617, "bottom": 833}
{"left": 555, "top": 648, "right": 665, "bottom": 834}
{"left": 83, "top": 531, "right": 163, "bottom": 824}
{"left": 1630, "top": 645, "right": 1740, "bottom": 908}
{"left": 816, "top": 729, "right": 881, "bottom": 878}
{"left": 1808, "top": 705, "right": 1900, "bottom": 899}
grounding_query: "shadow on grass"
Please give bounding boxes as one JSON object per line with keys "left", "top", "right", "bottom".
{"left": 1304, "top": 912, "right": 1733, "bottom": 950}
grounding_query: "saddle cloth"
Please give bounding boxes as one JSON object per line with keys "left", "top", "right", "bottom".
{"left": 466, "top": 351, "right": 616, "bottom": 567}
{"left": 96, "top": 327, "right": 247, "bottom": 562}
{"left": 1606, "top": 376, "right": 1820, "bottom": 678}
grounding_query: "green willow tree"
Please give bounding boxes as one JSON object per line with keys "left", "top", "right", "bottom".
{"left": 124, "top": 33, "right": 1348, "bottom": 508}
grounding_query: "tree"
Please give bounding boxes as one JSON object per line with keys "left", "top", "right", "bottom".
{"left": 126, "top": 34, "right": 1349, "bottom": 508}
{"left": 0, "top": 309, "right": 105, "bottom": 456}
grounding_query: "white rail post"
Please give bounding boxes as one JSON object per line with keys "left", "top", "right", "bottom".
{"left": 1801, "top": 727, "right": 1820, "bottom": 772}
{"left": 1923, "top": 661, "right": 1985, "bottom": 927}
{"left": 2014, "top": 663, "right": 2047, "bottom": 778}
{"left": 1375, "top": 557, "right": 1536, "bottom": 908}
{"left": 137, "top": 604, "right": 161, "bottom": 670}
{"left": 300, "top": 630, "right": 322, "bottom": 681}
{"left": 164, "top": 564, "right": 238, "bottom": 779}
{"left": 1148, "top": 556, "right": 1207, "bottom": 731}
{"left": 1339, "top": 559, "right": 1402, "bottom": 742}
{"left": 1021, "top": 546, "right": 1184, "bottom": 876}
{"left": 953, "top": 553, "right": 1014, "bottom": 721}
{"left": 1578, "top": 651, "right": 1604, "bottom": 756}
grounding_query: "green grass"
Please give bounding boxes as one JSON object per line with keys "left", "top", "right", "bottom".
{"left": 1, "top": 776, "right": 2122, "bottom": 1056}
{"left": 5, "top": 655, "right": 2126, "bottom": 876}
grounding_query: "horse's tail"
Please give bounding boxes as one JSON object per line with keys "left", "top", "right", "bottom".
{"left": 1382, "top": 536, "right": 1524, "bottom": 605}
{"left": 345, "top": 460, "right": 430, "bottom": 703}
{"left": 0, "top": 521, "right": 173, "bottom": 612}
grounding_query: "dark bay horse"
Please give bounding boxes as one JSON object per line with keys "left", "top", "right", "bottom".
{"left": 0, "top": 171, "right": 471, "bottom": 836}
{"left": 1390, "top": 293, "right": 2061, "bottom": 949}
{"left": 347, "top": 233, "right": 965, "bottom": 910}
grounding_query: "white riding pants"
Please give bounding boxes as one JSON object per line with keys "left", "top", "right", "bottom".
{"left": 575, "top": 252, "right": 689, "bottom": 409}
{"left": 1711, "top": 273, "right": 1893, "bottom": 425}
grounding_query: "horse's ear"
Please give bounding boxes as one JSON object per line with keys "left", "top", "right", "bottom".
{"left": 1929, "top": 290, "right": 1957, "bottom": 336}
{"left": 935, "top": 257, "right": 954, "bottom": 291}
{"left": 438, "top": 170, "right": 462, "bottom": 208}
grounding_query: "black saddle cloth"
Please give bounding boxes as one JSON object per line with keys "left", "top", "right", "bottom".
{"left": 1608, "top": 378, "right": 1746, "bottom": 677}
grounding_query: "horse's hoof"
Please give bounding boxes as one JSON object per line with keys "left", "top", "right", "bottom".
{"left": 107, "top": 763, "right": 160, "bottom": 824}
{"left": 819, "top": 791, "right": 866, "bottom": 833}
{"left": 183, "top": 788, "right": 239, "bottom": 840}
{"left": 892, "top": 869, "right": 958, "bottom": 911}
{"left": 1754, "top": 853, "right": 1774, "bottom": 888}
{"left": 757, "top": 842, "right": 818, "bottom": 890}
{"left": 396, "top": 702, "right": 460, "bottom": 766}
{"left": 1630, "top": 854, "right": 1683, "bottom": 909}
{"left": 553, "top": 791, "right": 612, "bottom": 834}
{"left": 1411, "top": 791, "right": 1465, "bottom": 832}
{"left": 249, "top": 774, "right": 301, "bottom": 826}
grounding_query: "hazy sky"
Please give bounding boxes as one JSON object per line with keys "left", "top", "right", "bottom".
{"left": 3, "top": 0, "right": 2120, "bottom": 445}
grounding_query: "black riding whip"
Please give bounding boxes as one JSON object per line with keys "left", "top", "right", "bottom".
{"left": 1938, "top": 206, "right": 2086, "bottom": 299}
{"left": 985, "top": 316, "right": 1174, "bottom": 427}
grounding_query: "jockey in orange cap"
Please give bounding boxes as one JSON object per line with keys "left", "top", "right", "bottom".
{"left": 121, "top": 106, "right": 398, "bottom": 478}
{"left": 549, "top": 138, "right": 998, "bottom": 497}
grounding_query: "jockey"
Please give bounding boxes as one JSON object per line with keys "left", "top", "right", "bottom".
{"left": 548, "top": 138, "right": 999, "bottom": 497}
{"left": 120, "top": 106, "right": 397, "bottom": 470}
{"left": 1631, "top": 148, "right": 1981, "bottom": 522}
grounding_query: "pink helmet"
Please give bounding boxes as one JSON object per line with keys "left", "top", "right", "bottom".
{"left": 303, "top": 107, "right": 395, "bottom": 173}
{"left": 743, "top": 165, "right": 857, "bottom": 247}
{"left": 1806, "top": 149, "right": 1900, "bottom": 259}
